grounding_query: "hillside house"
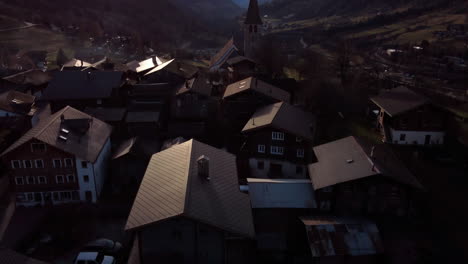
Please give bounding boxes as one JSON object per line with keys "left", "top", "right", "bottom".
{"left": 0, "top": 106, "right": 112, "bottom": 206}
{"left": 125, "top": 139, "right": 255, "bottom": 264}
{"left": 308, "top": 136, "right": 423, "bottom": 216}
{"left": 223, "top": 77, "right": 291, "bottom": 130}
{"left": 241, "top": 102, "right": 315, "bottom": 179}
{"left": 142, "top": 59, "right": 198, "bottom": 84}
{"left": 371, "top": 86, "right": 446, "bottom": 145}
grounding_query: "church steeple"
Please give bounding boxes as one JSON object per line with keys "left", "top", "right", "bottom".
{"left": 244, "top": 0, "right": 262, "bottom": 59}
{"left": 244, "top": 0, "right": 263, "bottom": 25}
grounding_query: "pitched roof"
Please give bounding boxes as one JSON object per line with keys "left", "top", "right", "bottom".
{"left": 144, "top": 59, "right": 198, "bottom": 79}
{"left": 370, "top": 86, "right": 429, "bottom": 117}
{"left": 245, "top": 0, "right": 263, "bottom": 25}
{"left": 210, "top": 38, "right": 239, "bottom": 69}
{"left": 242, "top": 102, "right": 315, "bottom": 141}
{"left": 308, "top": 136, "right": 423, "bottom": 190}
{"left": 62, "top": 58, "right": 92, "bottom": 68}
{"left": 84, "top": 107, "right": 126, "bottom": 122}
{"left": 42, "top": 71, "right": 123, "bottom": 100}
{"left": 0, "top": 90, "right": 36, "bottom": 115}
{"left": 300, "top": 216, "right": 384, "bottom": 257}
{"left": 2, "top": 69, "right": 51, "bottom": 86}
{"left": 223, "top": 77, "right": 290, "bottom": 102}
{"left": 227, "top": 56, "right": 257, "bottom": 66}
{"left": 126, "top": 56, "right": 165, "bottom": 73}
{"left": 175, "top": 76, "right": 212, "bottom": 97}
{"left": 112, "top": 137, "right": 137, "bottom": 159}
{"left": 125, "top": 139, "right": 255, "bottom": 238}
{"left": 1, "top": 106, "right": 112, "bottom": 163}
{"left": 125, "top": 112, "right": 160, "bottom": 123}
{"left": 0, "top": 248, "right": 50, "bottom": 264}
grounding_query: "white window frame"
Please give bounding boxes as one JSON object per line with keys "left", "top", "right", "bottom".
{"left": 272, "top": 132, "right": 285, "bottom": 141}
{"left": 26, "top": 176, "right": 36, "bottom": 184}
{"left": 270, "top": 146, "right": 284, "bottom": 155}
{"left": 23, "top": 160, "right": 33, "bottom": 169}
{"left": 257, "top": 145, "right": 266, "bottom": 153}
{"left": 15, "top": 177, "right": 24, "bottom": 185}
{"left": 35, "top": 159, "right": 44, "bottom": 168}
{"left": 297, "top": 149, "right": 305, "bottom": 158}
{"left": 38, "top": 176, "right": 47, "bottom": 184}
{"left": 56, "top": 175, "right": 64, "bottom": 184}
{"left": 64, "top": 158, "right": 74, "bottom": 168}
{"left": 53, "top": 159, "right": 62, "bottom": 168}
{"left": 61, "top": 191, "right": 71, "bottom": 201}
{"left": 30, "top": 143, "right": 46, "bottom": 153}
{"left": 11, "top": 160, "right": 21, "bottom": 169}
{"left": 66, "top": 174, "right": 75, "bottom": 183}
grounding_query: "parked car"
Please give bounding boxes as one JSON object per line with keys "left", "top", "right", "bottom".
{"left": 74, "top": 252, "right": 116, "bottom": 264}
{"left": 82, "top": 238, "right": 122, "bottom": 256}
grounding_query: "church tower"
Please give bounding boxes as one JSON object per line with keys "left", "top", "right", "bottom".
{"left": 244, "top": 0, "right": 262, "bottom": 59}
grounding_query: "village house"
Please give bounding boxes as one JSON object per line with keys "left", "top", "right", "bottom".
{"left": 300, "top": 216, "right": 384, "bottom": 264}
{"left": 308, "top": 136, "right": 423, "bottom": 216}
{"left": 141, "top": 59, "right": 198, "bottom": 84}
{"left": 223, "top": 77, "right": 291, "bottom": 130}
{"left": 126, "top": 56, "right": 166, "bottom": 77}
{"left": 241, "top": 102, "right": 315, "bottom": 179}
{"left": 125, "top": 139, "right": 255, "bottom": 264}
{"left": 0, "top": 106, "right": 112, "bottom": 206}
{"left": 1, "top": 69, "right": 52, "bottom": 97}
{"left": 61, "top": 58, "right": 93, "bottom": 71}
{"left": 0, "top": 89, "right": 36, "bottom": 121}
{"left": 172, "top": 76, "right": 217, "bottom": 120}
{"left": 41, "top": 71, "right": 124, "bottom": 112}
{"left": 226, "top": 56, "right": 259, "bottom": 83}
{"left": 371, "top": 86, "right": 446, "bottom": 146}
{"left": 209, "top": 38, "right": 241, "bottom": 72}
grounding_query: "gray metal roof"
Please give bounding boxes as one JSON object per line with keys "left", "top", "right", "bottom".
{"left": 1, "top": 106, "right": 112, "bottom": 163}
{"left": 84, "top": 107, "right": 126, "bottom": 122}
{"left": 126, "top": 56, "right": 165, "bottom": 73}
{"left": 125, "top": 139, "right": 255, "bottom": 238}
{"left": 62, "top": 58, "right": 92, "bottom": 68}
{"left": 223, "top": 77, "right": 291, "bottom": 102}
{"left": 308, "top": 136, "right": 423, "bottom": 190}
{"left": 242, "top": 102, "right": 315, "bottom": 141}
{"left": 370, "top": 86, "right": 428, "bottom": 117}
{"left": 300, "top": 216, "right": 384, "bottom": 257}
{"left": 125, "top": 112, "right": 160, "bottom": 123}
{"left": 42, "top": 71, "right": 123, "bottom": 100}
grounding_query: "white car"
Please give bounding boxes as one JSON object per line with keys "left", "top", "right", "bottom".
{"left": 74, "top": 252, "right": 116, "bottom": 264}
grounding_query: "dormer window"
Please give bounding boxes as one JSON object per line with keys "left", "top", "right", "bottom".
{"left": 197, "top": 155, "right": 210, "bottom": 181}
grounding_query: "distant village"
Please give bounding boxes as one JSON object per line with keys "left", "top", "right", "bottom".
{"left": 0, "top": 0, "right": 466, "bottom": 264}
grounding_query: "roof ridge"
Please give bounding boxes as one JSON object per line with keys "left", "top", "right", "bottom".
{"left": 270, "top": 101, "right": 284, "bottom": 127}
{"left": 182, "top": 139, "right": 195, "bottom": 215}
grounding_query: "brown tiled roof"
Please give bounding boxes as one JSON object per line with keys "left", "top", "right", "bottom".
{"left": 125, "top": 139, "right": 255, "bottom": 238}
{"left": 0, "top": 247, "right": 50, "bottom": 264}
{"left": 370, "top": 86, "right": 428, "bottom": 117}
{"left": 0, "top": 90, "right": 36, "bottom": 116}
{"left": 0, "top": 106, "right": 112, "bottom": 163}
{"left": 223, "top": 77, "right": 291, "bottom": 102}
{"left": 210, "top": 38, "right": 239, "bottom": 68}
{"left": 175, "top": 76, "right": 212, "bottom": 97}
{"left": 242, "top": 102, "right": 315, "bottom": 141}
{"left": 300, "top": 216, "right": 384, "bottom": 257}
{"left": 308, "top": 136, "right": 423, "bottom": 190}
{"left": 244, "top": 0, "right": 263, "bottom": 25}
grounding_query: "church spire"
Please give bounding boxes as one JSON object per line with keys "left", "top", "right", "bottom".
{"left": 244, "top": 0, "right": 263, "bottom": 25}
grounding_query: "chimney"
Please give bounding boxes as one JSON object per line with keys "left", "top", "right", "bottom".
{"left": 197, "top": 155, "right": 210, "bottom": 181}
